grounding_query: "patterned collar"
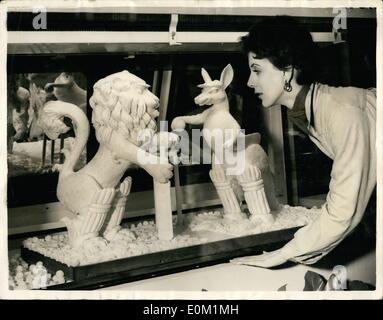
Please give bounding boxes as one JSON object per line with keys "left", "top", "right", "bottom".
{"left": 287, "top": 85, "right": 311, "bottom": 137}
{"left": 288, "top": 85, "right": 310, "bottom": 119}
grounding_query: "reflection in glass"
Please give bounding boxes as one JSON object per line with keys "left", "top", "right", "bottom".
{"left": 7, "top": 72, "right": 87, "bottom": 177}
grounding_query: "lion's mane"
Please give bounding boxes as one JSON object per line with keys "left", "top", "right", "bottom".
{"left": 89, "top": 70, "right": 159, "bottom": 147}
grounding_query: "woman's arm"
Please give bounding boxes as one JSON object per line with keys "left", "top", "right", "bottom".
{"left": 282, "top": 103, "right": 376, "bottom": 264}
{"left": 232, "top": 95, "right": 376, "bottom": 267}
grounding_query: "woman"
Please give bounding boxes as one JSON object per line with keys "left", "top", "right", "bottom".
{"left": 231, "top": 16, "right": 376, "bottom": 267}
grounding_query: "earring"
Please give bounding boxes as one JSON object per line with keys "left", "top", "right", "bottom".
{"left": 284, "top": 80, "right": 292, "bottom": 92}
{"left": 283, "top": 68, "right": 294, "bottom": 92}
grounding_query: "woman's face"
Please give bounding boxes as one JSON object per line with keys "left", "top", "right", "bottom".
{"left": 247, "top": 52, "right": 285, "bottom": 108}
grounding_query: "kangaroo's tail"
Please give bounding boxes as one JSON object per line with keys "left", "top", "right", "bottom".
{"left": 38, "top": 100, "right": 90, "bottom": 175}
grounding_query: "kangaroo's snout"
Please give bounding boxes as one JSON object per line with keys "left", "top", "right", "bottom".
{"left": 194, "top": 93, "right": 211, "bottom": 106}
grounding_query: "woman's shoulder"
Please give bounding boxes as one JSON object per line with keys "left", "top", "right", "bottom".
{"left": 316, "top": 83, "right": 368, "bottom": 111}
{"left": 313, "top": 83, "right": 369, "bottom": 135}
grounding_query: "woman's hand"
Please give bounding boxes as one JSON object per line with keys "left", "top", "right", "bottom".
{"left": 230, "top": 248, "right": 289, "bottom": 268}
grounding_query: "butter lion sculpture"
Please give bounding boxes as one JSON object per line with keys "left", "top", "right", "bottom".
{"left": 39, "top": 70, "right": 175, "bottom": 247}
{"left": 171, "top": 64, "right": 278, "bottom": 224}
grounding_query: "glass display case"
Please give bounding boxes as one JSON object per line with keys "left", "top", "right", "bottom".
{"left": 6, "top": 7, "right": 376, "bottom": 290}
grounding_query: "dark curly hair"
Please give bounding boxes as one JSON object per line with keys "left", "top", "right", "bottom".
{"left": 241, "top": 15, "right": 317, "bottom": 85}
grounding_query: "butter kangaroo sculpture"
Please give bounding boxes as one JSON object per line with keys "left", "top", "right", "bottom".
{"left": 39, "top": 71, "right": 176, "bottom": 247}
{"left": 172, "top": 64, "right": 278, "bottom": 223}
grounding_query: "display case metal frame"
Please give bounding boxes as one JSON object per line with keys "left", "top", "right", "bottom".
{"left": 7, "top": 6, "right": 375, "bottom": 241}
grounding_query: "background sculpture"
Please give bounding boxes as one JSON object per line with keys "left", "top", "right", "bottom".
{"left": 7, "top": 75, "right": 30, "bottom": 152}
{"left": 172, "top": 64, "right": 279, "bottom": 224}
{"left": 44, "top": 72, "right": 87, "bottom": 108}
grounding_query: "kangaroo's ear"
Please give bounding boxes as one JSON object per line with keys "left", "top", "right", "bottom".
{"left": 201, "top": 68, "right": 212, "bottom": 83}
{"left": 220, "top": 64, "right": 234, "bottom": 90}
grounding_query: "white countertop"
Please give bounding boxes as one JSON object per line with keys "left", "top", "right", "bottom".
{"left": 102, "top": 250, "right": 375, "bottom": 292}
